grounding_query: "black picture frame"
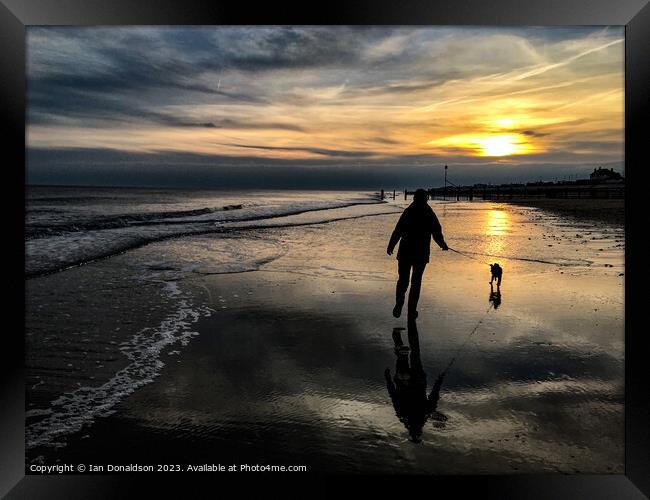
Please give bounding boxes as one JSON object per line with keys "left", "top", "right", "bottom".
{"left": 2, "top": 0, "right": 648, "bottom": 497}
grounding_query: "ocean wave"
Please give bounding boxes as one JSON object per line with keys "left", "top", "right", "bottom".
{"left": 26, "top": 206, "right": 231, "bottom": 239}
{"left": 25, "top": 281, "right": 213, "bottom": 450}
{"left": 26, "top": 196, "right": 385, "bottom": 278}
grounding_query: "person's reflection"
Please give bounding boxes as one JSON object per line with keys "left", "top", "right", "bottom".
{"left": 489, "top": 283, "right": 502, "bottom": 310}
{"left": 384, "top": 320, "right": 447, "bottom": 443}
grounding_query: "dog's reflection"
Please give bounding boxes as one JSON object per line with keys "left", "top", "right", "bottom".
{"left": 489, "top": 282, "right": 502, "bottom": 310}
{"left": 384, "top": 320, "right": 447, "bottom": 443}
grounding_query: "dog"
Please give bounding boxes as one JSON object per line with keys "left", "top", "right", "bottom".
{"left": 490, "top": 263, "right": 503, "bottom": 287}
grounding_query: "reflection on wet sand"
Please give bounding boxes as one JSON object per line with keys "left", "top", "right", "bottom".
{"left": 26, "top": 199, "right": 624, "bottom": 473}
{"left": 385, "top": 321, "right": 447, "bottom": 443}
{"left": 485, "top": 208, "right": 510, "bottom": 255}
{"left": 489, "top": 283, "right": 502, "bottom": 310}
{"left": 384, "top": 286, "right": 503, "bottom": 444}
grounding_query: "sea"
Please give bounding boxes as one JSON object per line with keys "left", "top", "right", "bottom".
{"left": 26, "top": 186, "right": 391, "bottom": 277}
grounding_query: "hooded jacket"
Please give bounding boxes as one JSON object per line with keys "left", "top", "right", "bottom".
{"left": 387, "top": 202, "right": 447, "bottom": 263}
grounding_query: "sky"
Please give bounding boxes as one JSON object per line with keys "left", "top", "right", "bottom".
{"left": 26, "top": 26, "right": 625, "bottom": 188}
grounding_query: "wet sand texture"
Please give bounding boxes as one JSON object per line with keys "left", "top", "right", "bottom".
{"left": 26, "top": 199, "right": 624, "bottom": 474}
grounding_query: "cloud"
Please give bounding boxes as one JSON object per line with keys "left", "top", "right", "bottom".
{"left": 519, "top": 130, "right": 549, "bottom": 137}
{"left": 26, "top": 26, "right": 624, "bottom": 186}
{"left": 27, "top": 147, "right": 624, "bottom": 190}
{"left": 219, "top": 143, "right": 377, "bottom": 158}
{"left": 512, "top": 38, "right": 623, "bottom": 81}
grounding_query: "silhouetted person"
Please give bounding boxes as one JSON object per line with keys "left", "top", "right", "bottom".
{"left": 489, "top": 283, "right": 502, "bottom": 310}
{"left": 387, "top": 189, "right": 448, "bottom": 319}
{"left": 385, "top": 320, "right": 447, "bottom": 443}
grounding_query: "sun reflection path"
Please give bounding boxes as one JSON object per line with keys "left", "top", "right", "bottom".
{"left": 484, "top": 208, "right": 510, "bottom": 255}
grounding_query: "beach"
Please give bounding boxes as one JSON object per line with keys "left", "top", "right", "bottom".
{"left": 498, "top": 198, "right": 624, "bottom": 226}
{"left": 26, "top": 189, "right": 625, "bottom": 474}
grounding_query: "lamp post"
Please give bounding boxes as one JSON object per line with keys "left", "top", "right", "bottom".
{"left": 444, "top": 164, "right": 448, "bottom": 200}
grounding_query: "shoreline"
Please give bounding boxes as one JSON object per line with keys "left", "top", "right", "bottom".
{"left": 25, "top": 202, "right": 624, "bottom": 473}
{"left": 488, "top": 198, "right": 624, "bottom": 226}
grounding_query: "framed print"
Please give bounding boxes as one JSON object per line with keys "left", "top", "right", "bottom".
{"left": 1, "top": 0, "right": 649, "bottom": 497}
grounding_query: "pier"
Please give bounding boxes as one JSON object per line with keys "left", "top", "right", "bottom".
{"left": 400, "top": 182, "right": 624, "bottom": 201}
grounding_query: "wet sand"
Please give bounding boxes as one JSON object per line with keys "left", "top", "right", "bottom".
{"left": 26, "top": 201, "right": 624, "bottom": 474}
{"left": 497, "top": 198, "right": 624, "bottom": 226}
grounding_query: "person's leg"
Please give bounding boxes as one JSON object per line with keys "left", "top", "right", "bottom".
{"left": 407, "top": 262, "right": 427, "bottom": 317}
{"left": 394, "top": 260, "right": 411, "bottom": 317}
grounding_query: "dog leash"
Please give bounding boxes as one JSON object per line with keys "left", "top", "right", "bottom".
{"left": 427, "top": 247, "right": 497, "bottom": 378}
{"left": 441, "top": 303, "right": 494, "bottom": 375}
{"left": 449, "top": 247, "right": 491, "bottom": 266}
{"left": 449, "top": 246, "right": 573, "bottom": 267}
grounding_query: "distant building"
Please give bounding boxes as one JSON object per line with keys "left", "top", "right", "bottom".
{"left": 590, "top": 167, "right": 623, "bottom": 182}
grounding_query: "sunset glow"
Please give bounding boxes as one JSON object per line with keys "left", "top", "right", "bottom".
{"left": 428, "top": 133, "right": 535, "bottom": 157}
{"left": 26, "top": 26, "right": 625, "bottom": 185}
{"left": 485, "top": 208, "right": 510, "bottom": 255}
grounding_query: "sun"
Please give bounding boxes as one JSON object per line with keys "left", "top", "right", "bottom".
{"left": 427, "top": 132, "right": 533, "bottom": 157}
{"left": 479, "top": 134, "right": 525, "bottom": 156}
